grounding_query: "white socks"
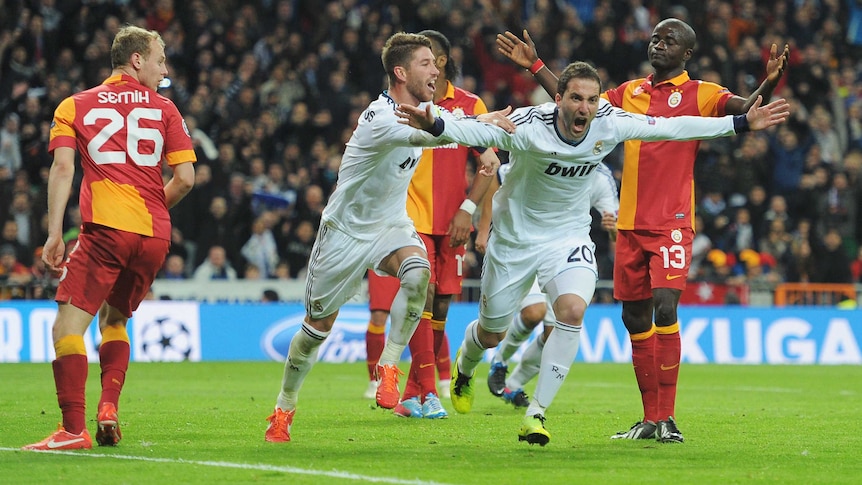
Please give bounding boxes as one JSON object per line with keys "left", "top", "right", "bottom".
{"left": 507, "top": 332, "right": 545, "bottom": 390}
{"left": 527, "top": 321, "right": 581, "bottom": 417}
{"left": 380, "top": 256, "right": 430, "bottom": 365}
{"left": 277, "top": 323, "right": 330, "bottom": 411}
{"left": 494, "top": 313, "right": 533, "bottom": 364}
{"left": 456, "top": 319, "right": 486, "bottom": 377}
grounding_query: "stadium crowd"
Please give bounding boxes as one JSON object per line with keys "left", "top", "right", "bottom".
{"left": 2, "top": 0, "right": 862, "bottom": 301}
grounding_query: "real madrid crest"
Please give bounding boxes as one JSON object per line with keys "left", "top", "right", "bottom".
{"left": 670, "top": 229, "right": 683, "bottom": 243}
{"left": 593, "top": 141, "right": 603, "bottom": 155}
{"left": 452, "top": 107, "right": 466, "bottom": 119}
{"left": 668, "top": 90, "right": 683, "bottom": 108}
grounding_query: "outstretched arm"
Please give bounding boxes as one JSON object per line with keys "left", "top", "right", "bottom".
{"left": 727, "top": 43, "right": 790, "bottom": 114}
{"left": 496, "top": 30, "right": 558, "bottom": 99}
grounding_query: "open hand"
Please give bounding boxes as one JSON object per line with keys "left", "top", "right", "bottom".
{"left": 746, "top": 96, "right": 790, "bottom": 131}
{"left": 765, "top": 43, "right": 790, "bottom": 84}
{"left": 496, "top": 30, "right": 539, "bottom": 69}
{"left": 395, "top": 103, "right": 436, "bottom": 131}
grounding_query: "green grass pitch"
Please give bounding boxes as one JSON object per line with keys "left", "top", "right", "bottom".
{"left": 2, "top": 361, "right": 861, "bottom": 484}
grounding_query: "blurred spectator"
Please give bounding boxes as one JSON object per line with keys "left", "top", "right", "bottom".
{"left": 745, "top": 185, "right": 769, "bottom": 243}
{"left": 785, "top": 238, "right": 816, "bottom": 283}
{"left": 817, "top": 170, "right": 857, "bottom": 251}
{"left": 762, "top": 195, "right": 794, "bottom": 241}
{"left": 6, "top": 190, "right": 43, "bottom": 257}
{"left": 769, "top": 126, "right": 811, "bottom": 203}
{"left": 243, "top": 263, "right": 262, "bottom": 280}
{"left": 813, "top": 228, "right": 853, "bottom": 283}
{"left": 0, "top": 243, "right": 31, "bottom": 299}
{"left": 720, "top": 207, "right": 756, "bottom": 254}
{"left": 160, "top": 253, "right": 188, "bottom": 280}
{"left": 282, "top": 219, "right": 314, "bottom": 279}
{"left": 759, "top": 218, "right": 794, "bottom": 281}
{"left": 241, "top": 212, "right": 279, "bottom": 278}
{"left": 193, "top": 245, "right": 237, "bottom": 281}
{"left": 195, "top": 196, "right": 240, "bottom": 267}
{"left": 294, "top": 184, "right": 324, "bottom": 230}
{"left": 0, "top": 219, "right": 29, "bottom": 265}
{"left": 272, "top": 261, "right": 292, "bottom": 280}
{"left": 0, "top": 113, "right": 22, "bottom": 181}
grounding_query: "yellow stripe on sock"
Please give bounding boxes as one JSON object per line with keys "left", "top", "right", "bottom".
{"left": 367, "top": 323, "right": 386, "bottom": 334}
{"left": 101, "top": 324, "right": 130, "bottom": 344}
{"left": 421, "top": 311, "right": 433, "bottom": 321}
{"left": 431, "top": 319, "right": 446, "bottom": 331}
{"left": 630, "top": 324, "right": 656, "bottom": 342}
{"left": 55, "top": 335, "right": 86, "bottom": 358}
{"left": 655, "top": 322, "right": 680, "bottom": 335}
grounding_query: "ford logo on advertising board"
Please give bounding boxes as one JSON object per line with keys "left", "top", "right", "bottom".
{"left": 262, "top": 309, "right": 372, "bottom": 362}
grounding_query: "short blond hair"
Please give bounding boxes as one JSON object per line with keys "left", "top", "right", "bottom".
{"left": 111, "top": 25, "right": 164, "bottom": 69}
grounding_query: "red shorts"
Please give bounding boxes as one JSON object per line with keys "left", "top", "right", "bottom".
{"left": 613, "top": 228, "right": 693, "bottom": 302}
{"left": 421, "top": 233, "right": 465, "bottom": 296}
{"left": 366, "top": 233, "right": 466, "bottom": 312}
{"left": 56, "top": 223, "right": 169, "bottom": 317}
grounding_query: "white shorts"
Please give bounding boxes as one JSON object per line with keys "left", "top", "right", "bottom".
{"left": 305, "top": 222, "right": 426, "bottom": 318}
{"left": 480, "top": 232, "right": 597, "bottom": 333}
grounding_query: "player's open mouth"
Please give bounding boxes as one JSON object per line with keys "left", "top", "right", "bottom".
{"left": 574, "top": 117, "right": 587, "bottom": 129}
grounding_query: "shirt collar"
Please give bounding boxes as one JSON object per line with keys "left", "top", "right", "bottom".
{"left": 646, "top": 70, "right": 691, "bottom": 88}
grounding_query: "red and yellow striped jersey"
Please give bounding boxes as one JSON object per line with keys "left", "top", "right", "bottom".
{"left": 603, "top": 71, "right": 732, "bottom": 231}
{"left": 407, "top": 82, "right": 487, "bottom": 235}
{"left": 49, "top": 74, "right": 196, "bottom": 240}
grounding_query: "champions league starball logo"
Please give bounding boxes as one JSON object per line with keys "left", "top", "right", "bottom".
{"left": 138, "top": 316, "right": 194, "bottom": 361}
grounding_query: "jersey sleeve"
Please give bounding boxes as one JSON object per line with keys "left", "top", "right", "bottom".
{"left": 162, "top": 101, "right": 197, "bottom": 166}
{"left": 439, "top": 111, "right": 519, "bottom": 152}
{"left": 48, "top": 97, "right": 78, "bottom": 153}
{"left": 697, "top": 81, "right": 734, "bottom": 117}
{"left": 611, "top": 106, "right": 735, "bottom": 143}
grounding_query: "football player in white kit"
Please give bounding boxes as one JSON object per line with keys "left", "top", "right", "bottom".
{"left": 480, "top": 161, "right": 619, "bottom": 408}
{"left": 397, "top": 61, "right": 789, "bottom": 445}
{"left": 264, "top": 32, "right": 499, "bottom": 443}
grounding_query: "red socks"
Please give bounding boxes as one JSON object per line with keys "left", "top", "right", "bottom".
{"left": 656, "top": 325, "right": 681, "bottom": 421}
{"left": 99, "top": 340, "right": 130, "bottom": 409}
{"left": 404, "top": 318, "right": 435, "bottom": 399}
{"left": 365, "top": 325, "right": 386, "bottom": 381}
{"left": 433, "top": 327, "right": 451, "bottom": 381}
{"left": 53, "top": 354, "right": 89, "bottom": 434}
{"left": 630, "top": 329, "right": 658, "bottom": 423}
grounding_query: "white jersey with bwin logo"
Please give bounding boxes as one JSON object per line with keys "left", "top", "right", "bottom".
{"left": 438, "top": 99, "right": 735, "bottom": 244}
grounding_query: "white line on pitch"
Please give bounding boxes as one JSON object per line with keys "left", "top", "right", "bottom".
{"left": 0, "top": 448, "right": 450, "bottom": 485}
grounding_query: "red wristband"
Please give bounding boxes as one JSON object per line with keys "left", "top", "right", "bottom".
{"left": 529, "top": 59, "right": 545, "bottom": 75}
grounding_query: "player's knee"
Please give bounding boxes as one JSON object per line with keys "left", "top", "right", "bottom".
{"left": 398, "top": 256, "right": 431, "bottom": 302}
{"left": 653, "top": 303, "right": 678, "bottom": 326}
{"left": 477, "top": 315, "right": 510, "bottom": 346}
{"left": 520, "top": 303, "right": 546, "bottom": 327}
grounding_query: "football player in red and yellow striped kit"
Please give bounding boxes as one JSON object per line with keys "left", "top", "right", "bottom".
{"left": 366, "top": 30, "right": 498, "bottom": 418}
{"left": 23, "top": 25, "right": 195, "bottom": 451}
{"left": 497, "top": 18, "right": 788, "bottom": 442}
